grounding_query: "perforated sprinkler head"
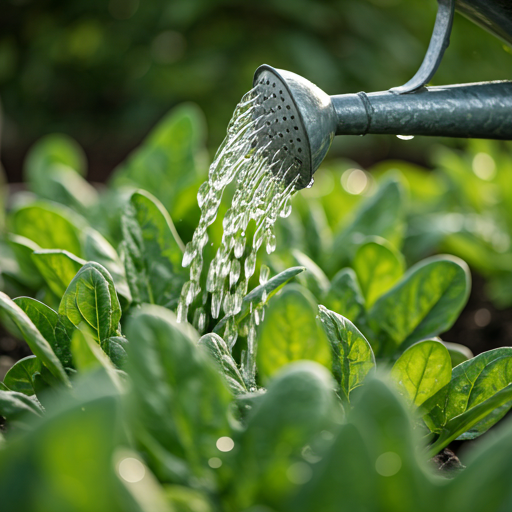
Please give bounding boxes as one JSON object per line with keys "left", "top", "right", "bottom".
{"left": 253, "top": 65, "right": 337, "bottom": 190}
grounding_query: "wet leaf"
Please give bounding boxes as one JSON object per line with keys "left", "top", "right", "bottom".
{"left": 229, "top": 362, "right": 343, "bottom": 510}
{"left": 425, "top": 348, "right": 512, "bottom": 448}
{"left": 257, "top": 284, "right": 331, "bottom": 382}
{"left": 198, "top": 332, "right": 247, "bottom": 395}
{"left": 318, "top": 305, "right": 375, "bottom": 402}
{"left": 83, "top": 227, "right": 131, "bottom": 307}
{"left": 125, "top": 305, "right": 232, "bottom": 478}
{"left": 368, "top": 255, "right": 470, "bottom": 355}
{"left": 353, "top": 237, "right": 404, "bottom": 308}
{"left": 122, "top": 190, "right": 186, "bottom": 309}
{"left": 391, "top": 339, "right": 451, "bottom": 408}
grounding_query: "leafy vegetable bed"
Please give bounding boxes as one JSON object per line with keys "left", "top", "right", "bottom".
{"left": 0, "top": 105, "right": 512, "bottom": 512}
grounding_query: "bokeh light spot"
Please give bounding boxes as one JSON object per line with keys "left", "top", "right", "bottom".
{"left": 375, "top": 452, "right": 402, "bottom": 476}
{"left": 216, "top": 436, "right": 234, "bottom": 452}
{"left": 118, "top": 457, "right": 146, "bottom": 483}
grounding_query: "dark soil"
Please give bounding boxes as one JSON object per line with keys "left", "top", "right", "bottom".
{"left": 444, "top": 273, "right": 512, "bottom": 357}
{"left": 430, "top": 448, "right": 465, "bottom": 477}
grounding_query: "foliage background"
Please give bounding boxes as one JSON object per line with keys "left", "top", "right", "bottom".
{"left": 1, "top": 0, "right": 512, "bottom": 182}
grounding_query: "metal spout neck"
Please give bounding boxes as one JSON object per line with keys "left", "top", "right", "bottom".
{"left": 332, "top": 82, "right": 512, "bottom": 139}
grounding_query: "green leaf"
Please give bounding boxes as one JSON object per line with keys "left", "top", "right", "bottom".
{"left": 101, "top": 336, "right": 128, "bottom": 369}
{"left": 122, "top": 190, "right": 186, "bottom": 309}
{"left": 292, "top": 249, "right": 330, "bottom": 299}
{"left": 32, "top": 249, "right": 85, "bottom": 298}
{"left": 214, "top": 266, "right": 306, "bottom": 334}
{"left": 70, "top": 329, "right": 123, "bottom": 391}
{"left": 3, "top": 355, "right": 41, "bottom": 396}
{"left": 198, "top": 333, "right": 247, "bottom": 395}
{"left": 257, "top": 284, "right": 331, "bottom": 382}
{"left": 368, "top": 255, "right": 470, "bottom": 355}
{"left": 59, "top": 263, "right": 121, "bottom": 343}
{"left": 443, "top": 341, "right": 474, "bottom": 368}
{"left": 230, "top": 362, "right": 343, "bottom": 510}
{"left": 38, "top": 164, "right": 98, "bottom": 214}
{"left": 353, "top": 237, "right": 404, "bottom": 308}
{"left": 13, "top": 297, "right": 74, "bottom": 368}
{"left": 125, "top": 305, "right": 232, "bottom": 478}
{"left": 0, "top": 390, "right": 43, "bottom": 424}
{"left": 83, "top": 227, "right": 132, "bottom": 307}
{"left": 11, "top": 202, "right": 84, "bottom": 257}
{"left": 0, "top": 372, "right": 134, "bottom": 512}
{"left": 0, "top": 292, "right": 70, "bottom": 387}
{"left": 328, "top": 178, "right": 405, "bottom": 274}
{"left": 322, "top": 268, "right": 365, "bottom": 324}
{"left": 428, "top": 383, "right": 512, "bottom": 457}
{"left": 318, "top": 305, "right": 375, "bottom": 402}
{"left": 390, "top": 339, "right": 451, "bottom": 408}
{"left": 24, "top": 133, "right": 86, "bottom": 184}
{"left": 6, "top": 234, "right": 43, "bottom": 288}
{"left": 347, "top": 379, "right": 438, "bottom": 512}
{"left": 111, "top": 104, "right": 206, "bottom": 213}
{"left": 424, "top": 348, "right": 512, "bottom": 444}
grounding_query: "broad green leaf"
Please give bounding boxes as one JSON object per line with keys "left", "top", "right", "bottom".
{"left": 71, "top": 329, "right": 123, "bottom": 392}
{"left": 0, "top": 372, "right": 136, "bottom": 512}
{"left": 368, "top": 255, "right": 470, "bottom": 355}
{"left": 11, "top": 202, "right": 84, "bottom": 257}
{"left": 347, "top": 379, "right": 437, "bottom": 512}
{"left": 38, "top": 164, "right": 98, "bottom": 214}
{"left": 59, "top": 263, "right": 121, "bottom": 343}
{"left": 6, "top": 234, "right": 43, "bottom": 288}
{"left": 24, "top": 133, "right": 86, "bottom": 183}
{"left": 76, "top": 269, "right": 113, "bottom": 342}
{"left": 122, "top": 190, "right": 186, "bottom": 309}
{"left": 3, "top": 355, "right": 41, "bottom": 396}
{"left": 322, "top": 268, "right": 365, "bottom": 323}
{"left": 328, "top": 178, "right": 405, "bottom": 274}
{"left": 318, "top": 305, "right": 375, "bottom": 402}
{"left": 291, "top": 423, "right": 375, "bottom": 512}
{"left": 125, "top": 305, "right": 232, "bottom": 478}
{"left": 229, "top": 362, "right": 343, "bottom": 510}
{"left": 257, "top": 285, "right": 331, "bottom": 382}
{"left": 0, "top": 292, "right": 70, "bottom": 387}
{"left": 443, "top": 341, "right": 473, "bottom": 368}
{"left": 428, "top": 383, "right": 512, "bottom": 457}
{"left": 14, "top": 297, "right": 58, "bottom": 348}
{"left": 32, "top": 249, "right": 85, "bottom": 298}
{"left": 441, "top": 401, "right": 512, "bottom": 512}
{"left": 353, "top": 237, "right": 404, "bottom": 308}
{"left": 213, "top": 266, "right": 306, "bottom": 334}
{"left": 83, "top": 228, "right": 131, "bottom": 306}
{"left": 111, "top": 104, "right": 206, "bottom": 213}
{"left": 0, "top": 390, "right": 43, "bottom": 424}
{"left": 391, "top": 339, "right": 451, "bottom": 408}
{"left": 425, "top": 348, "right": 512, "bottom": 446}
{"left": 292, "top": 249, "right": 330, "bottom": 299}
{"left": 101, "top": 336, "right": 128, "bottom": 369}
{"left": 198, "top": 333, "right": 247, "bottom": 395}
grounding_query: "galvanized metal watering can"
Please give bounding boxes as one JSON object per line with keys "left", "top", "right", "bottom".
{"left": 253, "top": 0, "right": 512, "bottom": 189}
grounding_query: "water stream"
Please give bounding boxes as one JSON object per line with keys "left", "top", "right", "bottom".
{"left": 177, "top": 86, "right": 299, "bottom": 386}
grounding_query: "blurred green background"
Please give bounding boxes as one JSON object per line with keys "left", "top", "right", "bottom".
{"left": 1, "top": 0, "right": 511, "bottom": 183}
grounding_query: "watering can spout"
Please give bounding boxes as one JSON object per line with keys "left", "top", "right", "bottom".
{"left": 253, "top": 65, "right": 512, "bottom": 190}
{"left": 332, "top": 82, "right": 512, "bottom": 139}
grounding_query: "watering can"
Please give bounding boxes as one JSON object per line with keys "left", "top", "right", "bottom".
{"left": 253, "top": 0, "right": 512, "bottom": 189}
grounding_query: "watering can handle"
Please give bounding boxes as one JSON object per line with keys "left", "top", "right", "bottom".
{"left": 390, "top": 0, "right": 456, "bottom": 94}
